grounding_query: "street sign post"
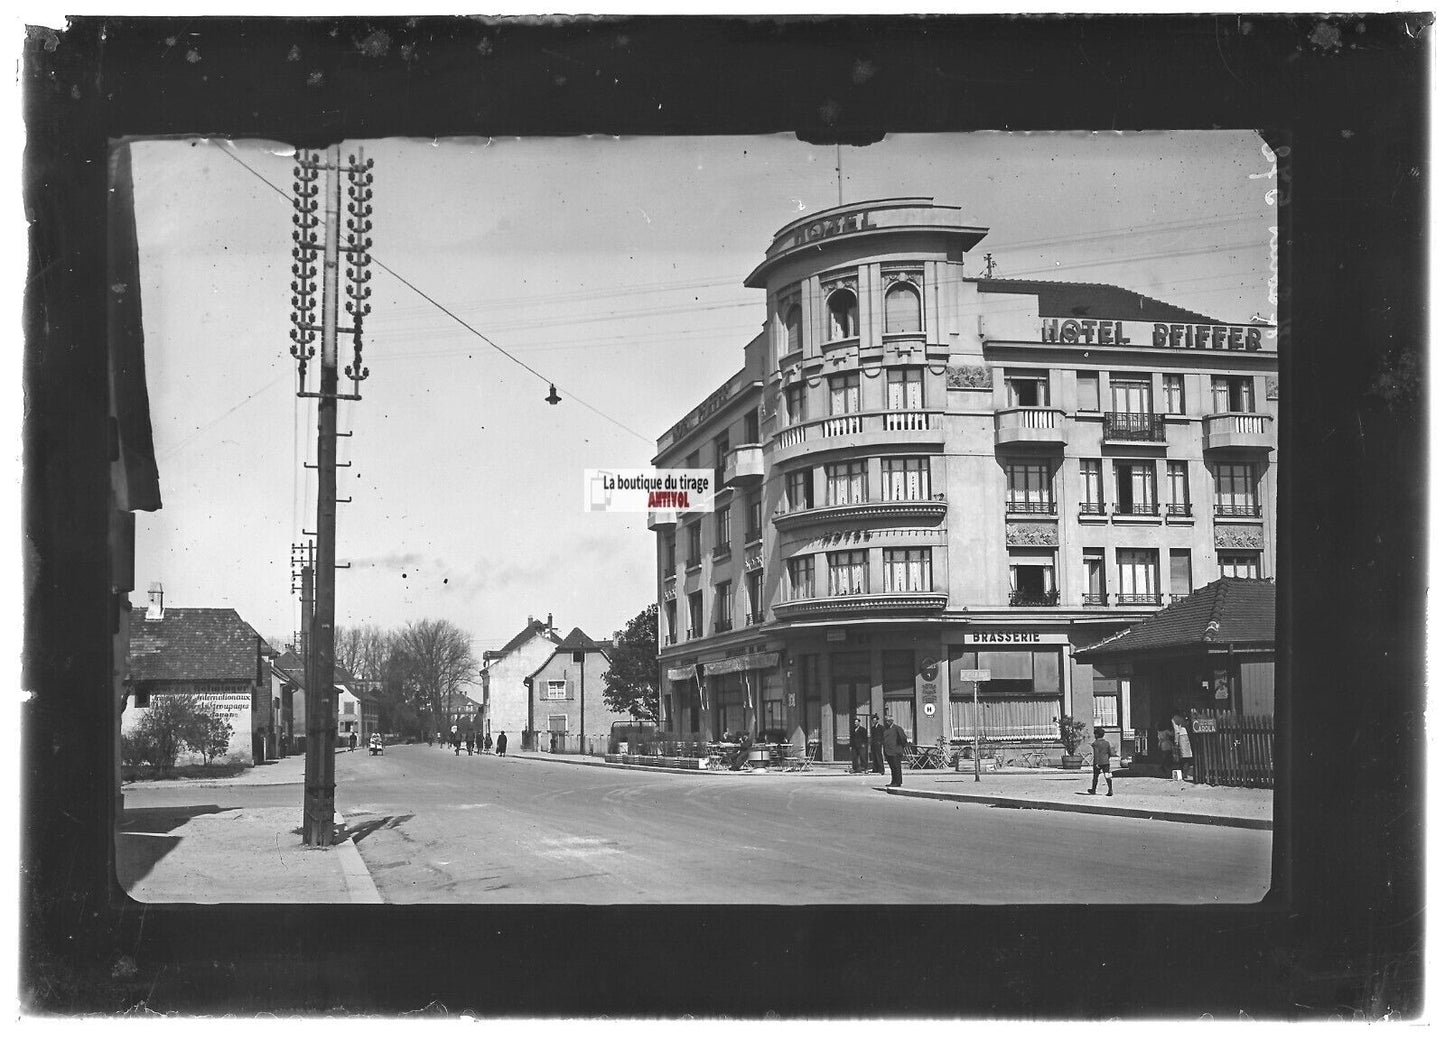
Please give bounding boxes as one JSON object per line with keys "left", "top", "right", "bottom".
{"left": 957, "top": 669, "right": 992, "bottom": 782}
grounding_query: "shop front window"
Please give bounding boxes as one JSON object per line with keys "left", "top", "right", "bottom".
{"left": 947, "top": 647, "right": 1063, "bottom": 740}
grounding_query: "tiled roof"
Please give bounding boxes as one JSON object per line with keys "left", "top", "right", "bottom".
{"left": 1076, "top": 579, "right": 1275, "bottom": 660}
{"left": 977, "top": 277, "right": 1230, "bottom": 326}
{"left": 493, "top": 619, "right": 560, "bottom": 658}
{"left": 129, "top": 607, "right": 265, "bottom": 683}
{"left": 556, "top": 626, "right": 600, "bottom": 651}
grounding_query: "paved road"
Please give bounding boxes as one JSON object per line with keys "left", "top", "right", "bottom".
{"left": 123, "top": 744, "right": 1272, "bottom": 904}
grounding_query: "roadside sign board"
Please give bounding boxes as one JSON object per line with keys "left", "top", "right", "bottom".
{"left": 956, "top": 669, "right": 992, "bottom": 683}
{"left": 1192, "top": 717, "right": 1218, "bottom": 734}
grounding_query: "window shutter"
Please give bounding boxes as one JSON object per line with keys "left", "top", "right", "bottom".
{"left": 566, "top": 678, "right": 575, "bottom": 700}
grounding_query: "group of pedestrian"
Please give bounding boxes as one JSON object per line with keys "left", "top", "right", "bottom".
{"left": 851, "top": 712, "right": 907, "bottom": 787}
{"left": 439, "top": 725, "right": 504, "bottom": 756}
{"left": 1158, "top": 713, "right": 1194, "bottom": 779}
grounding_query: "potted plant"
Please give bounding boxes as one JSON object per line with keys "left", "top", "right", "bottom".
{"left": 1056, "top": 715, "right": 1088, "bottom": 769}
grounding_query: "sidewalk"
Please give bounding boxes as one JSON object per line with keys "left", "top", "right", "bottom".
{"left": 508, "top": 749, "right": 1274, "bottom": 829}
{"left": 117, "top": 751, "right": 381, "bottom": 903}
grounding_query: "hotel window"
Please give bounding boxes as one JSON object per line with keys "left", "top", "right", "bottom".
{"left": 745, "top": 494, "right": 762, "bottom": 541}
{"left": 714, "top": 581, "right": 732, "bottom": 632}
{"left": 1006, "top": 370, "right": 1049, "bottom": 407}
{"left": 744, "top": 408, "right": 760, "bottom": 445}
{"left": 685, "top": 523, "right": 701, "bottom": 567}
{"left": 713, "top": 430, "right": 729, "bottom": 490}
{"left": 1006, "top": 460, "right": 1054, "bottom": 513}
{"left": 714, "top": 506, "right": 731, "bottom": 550}
{"left": 763, "top": 696, "right": 784, "bottom": 731}
{"left": 1083, "top": 549, "right": 1107, "bottom": 605}
{"left": 886, "top": 367, "right": 924, "bottom": 411}
{"left": 1008, "top": 549, "right": 1057, "bottom": 606}
{"left": 1219, "top": 551, "right": 1262, "bottom": 579}
{"left": 1116, "top": 548, "right": 1160, "bottom": 605}
{"left": 1080, "top": 459, "right": 1105, "bottom": 515}
{"left": 544, "top": 679, "right": 567, "bottom": 700}
{"left": 783, "top": 384, "right": 806, "bottom": 426}
{"left": 784, "top": 469, "right": 814, "bottom": 512}
{"left": 827, "top": 287, "right": 859, "bottom": 340}
{"left": 745, "top": 570, "right": 763, "bottom": 623}
{"left": 1163, "top": 373, "right": 1185, "bottom": 414}
{"left": 1114, "top": 461, "right": 1158, "bottom": 515}
{"left": 1170, "top": 549, "right": 1193, "bottom": 599}
{"left": 787, "top": 556, "right": 815, "bottom": 600}
{"left": 882, "top": 457, "right": 930, "bottom": 501}
{"left": 825, "top": 460, "right": 868, "bottom": 505}
{"left": 664, "top": 600, "right": 677, "bottom": 643}
{"left": 949, "top": 647, "right": 1063, "bottom": 741}
{"left": 1212, "top": 375, "right": 1255, "bottom": 413}
{"left": 687, "top": 591, "right": 703, "bottom": 637}
{"left": 828, "top": 550, "right": 868, "bottom": 596}
{"left": 1110, "top": 376, "right": 1152, "bottom": 414}
{"left": 884, "top": 280, "right": 922, "bottom": 334}
{"left": 1166, "top": 461, "right": 1191, "bottom": 516}
{"left": 829, "top": 373, "right": 861, "bottom": 415}
{"left": 1213, "top": 462, "right": 1259, "bottom": 516}
{"left": 662, "top": 533, "right": 676, "bottom": 576}
{"left": 782, "top": 303, "right": 802, "bottom": 358}
{"left": 883, "top": 548, "right": 932, "bottom": 593}
{"left": 1077, "top": 371, "right": 1100, "bottom": 411}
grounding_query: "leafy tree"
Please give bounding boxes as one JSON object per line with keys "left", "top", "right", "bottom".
{"left": 191, "top": 709, "right": 234, "bottom": 766}
{"left": 132, "top": 694, "right": 202, "bottom": 773}
{"left": 602, "top": 604, "right": 659, "bottom": 723}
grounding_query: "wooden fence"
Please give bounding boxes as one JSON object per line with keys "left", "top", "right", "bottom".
{"left": 1189, "top": 709, "right": 1274, "bottom": 788}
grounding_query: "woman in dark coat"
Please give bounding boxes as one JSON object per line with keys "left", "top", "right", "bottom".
{"left": 495, "top": 731, "right": 508, "bottom": 756}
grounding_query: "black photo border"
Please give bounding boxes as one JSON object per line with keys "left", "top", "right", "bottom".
{"left": 20, "top": 14, "right": 1428, "bottom": 1018}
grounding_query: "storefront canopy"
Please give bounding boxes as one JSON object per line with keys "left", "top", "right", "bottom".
{"left": 702, "top": 652, "right": 780, "bottom": 676}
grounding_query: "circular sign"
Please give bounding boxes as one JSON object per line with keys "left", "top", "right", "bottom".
{"left": 923, "top": 702, "right": 936, "bottom": 717}
{"left": 920, "top": 657, "right": 939, "bottom": 682}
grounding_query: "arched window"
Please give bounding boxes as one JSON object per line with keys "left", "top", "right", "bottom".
{"left": 827, "top": 289, "right": 858, "bottom": 340}
{"left": 884, "top": 282, "right": 921, "bottom": 334}
{"left": 783, "top": 304, "right": 802, "bottom": 356}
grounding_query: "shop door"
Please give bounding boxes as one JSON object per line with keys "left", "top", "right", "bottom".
{"left": 832, "top": 678, "right": 871, "bottom": 762}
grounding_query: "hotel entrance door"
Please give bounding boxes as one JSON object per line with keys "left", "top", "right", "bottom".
{"left": 832, "top": 678, "right": 871, "bottom": 763}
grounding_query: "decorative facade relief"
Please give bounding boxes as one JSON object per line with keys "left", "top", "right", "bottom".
{"left": 1265, "top": 376, "right": 1279, "bottom": 401}
{"left": 1006, "top": 522, "right": 1059, "bottom": 546}
{"left": 1215, "top": 525, "right": 1265, "bottom": 549}
{"left": 821, "top": 273, "right": 858, "bottom": 295}
{"left": 946, "top": 364, "right": 991, "bottom": 389}
{"left": 882, "top": 268, "right": 923, "bottom": 289}
{"left": 744, "top": 552, "right": 763, "bottom": 572}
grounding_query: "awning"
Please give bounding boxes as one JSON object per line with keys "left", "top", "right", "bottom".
{"left": 702, "top": 652, "right": 780, "bottom": 676}
{"left": 666, "top": 667, "right": 696, "bottom": 682}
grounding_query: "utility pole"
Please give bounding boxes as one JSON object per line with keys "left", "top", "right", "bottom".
{"left": 984, "top": 253, "right": 996, "bottom": 279}
{"left": 291, "top": 143, "right": 374, "bottom": 847}
{"left": 290, "top": 540, "right": 314, "bottom": 759}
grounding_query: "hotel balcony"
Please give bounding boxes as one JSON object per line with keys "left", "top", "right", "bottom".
{"left": 1009, "top": 589, "right": 1060, "bottom": 607}
{"left": 1214, "top": 502, "right": 1263, "bottom": 519}
{"left": 773, "top": 495, "right": 948, "bottom": 531}
{"left": 1103, "top": 411, "right": 1166, "bottom": 443}
{"left": 772, "top": 591, "right": 948, "bottom": 620}
{"left": 647, "top": 510, "right": 677, "bottom": 531}
{"left": 744, "top": 610, "right": 765, "bottom": 626}
{"left": 1114, "top": 592, "right": 1163, "bottom": 607}
{"left": 1203, "top": 412, "right": 1274, "bottom": 453}
{"left": 723, "top": 444, "right": 765, "bottom": 488}
{"left": 995, "top": 407, "right": 1067, "bottom": 447}
{"left": 769, "top": 410, "right": 944, "bottom": 464}
{"left": 716, "top": 618, "right": 734, "bottom": 633}
{"left": 1004, "top": 498, "right": 1056, "bottom": 517}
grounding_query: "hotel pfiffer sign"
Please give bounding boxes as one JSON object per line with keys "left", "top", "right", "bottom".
{"left": 1041, "top": 318, "right": 1265, "bottom": 351}
{"left": 788, "top": 209, "right": 877, "bottom": 249}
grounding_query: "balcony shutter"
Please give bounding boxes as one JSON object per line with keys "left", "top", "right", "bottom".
{"left": 566, "top": 678, "right": 575, "bottom": 700}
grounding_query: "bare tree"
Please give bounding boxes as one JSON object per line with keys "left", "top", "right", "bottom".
{"left": 335, "top": 623, "right": 390, "bottom": 680}
{"left": 392, "top": 619, "right": 478, "bottom": 732}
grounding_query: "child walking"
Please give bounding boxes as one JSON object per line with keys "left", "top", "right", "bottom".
{"left": 1087, "top": 726, "right": 1114, "bottom": 796}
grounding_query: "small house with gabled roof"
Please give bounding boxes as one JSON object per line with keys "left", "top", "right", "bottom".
{"left": 525, "top": 626, "right": 621, "bottom": 755}
{"left": 123, "top": 586, "right": 274, "bottom": 765}
{"left": 479, "top": 614, "right": 560, "bottom": 743}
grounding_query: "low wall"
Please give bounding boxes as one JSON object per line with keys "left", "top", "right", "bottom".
{"left": 603, "top": 753, "right": 710, "bottom": 770}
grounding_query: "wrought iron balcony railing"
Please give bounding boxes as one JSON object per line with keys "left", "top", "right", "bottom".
{"left": 1006, "top": 499, "right": 1057, "bottom": 515}
{"left": 685, "top": 628, "right": 700, "bottom": 640}
{"left": 685, "top": 555, "right": 702, "bottom": 569}
{"left": 1113, "top": 502, "right": 1160, "bottom": 517}
{"left": 1165, "top": 503, "right": 1192, "bottom": 517}
{"left": 744, "top": 610, "right": 764, "bottom": 626}
{"left": 1114, "top": 592, "right": 1163, "bottom": 606}
{"left": 712, "top": 544, "right": 732, "bottom": 560}
{"left": 1214, "top": 502, "right": 1263, "bottom": 518}
{"left": 663, "top": 634, "right": 677, "bottom": 646}
{"left": 1009, "top": 589, "right": 1060, "bottom": 607}
{"left": 1103, "top": 412, "right": 1166, "bottom": 441}
{"left": 716, "top": 618, "right": 734, "bottom": 633}
{"left": 1081, "top": 593, "right": 1109, "bottom": 606}
{"left": 1079, "top": 502, "right": 1107, "bottom": 517}
{"left": 743, "top": 527, "right": 762, "bottom": 544}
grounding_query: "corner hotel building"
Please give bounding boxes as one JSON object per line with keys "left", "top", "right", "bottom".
{"left": 651, "top": 198, "right": 1276, "bottom": 763}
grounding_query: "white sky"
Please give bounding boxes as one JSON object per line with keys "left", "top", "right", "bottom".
{"left": 129, "top": 131, "right": 1278, "bottom": 659}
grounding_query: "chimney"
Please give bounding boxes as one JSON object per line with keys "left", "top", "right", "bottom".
{"left": 546, "top": 612, "right": 554, "bottom": 635}
{"left": 527, "top": 614, "right": 534, "bottom": 626}
{"left": 145, "top": 582, "right": 164, "bottom": 621}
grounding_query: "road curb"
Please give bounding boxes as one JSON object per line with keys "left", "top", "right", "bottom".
{"left": 333, "top": 810, "right": 383, "bottom": 903}
{"left": 505, "top": 753, "right": 864, "bottom": 778}
{"left": 882, "top": 786, "right": 1273, "bottom": 830}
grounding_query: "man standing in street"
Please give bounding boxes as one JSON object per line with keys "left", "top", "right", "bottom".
{"left": 850, "top": 717, "right": 869, "bottom": 773}
{"left": 495, "top": 731, "right": 508, "bottom": 757}
{"left": 869, "top": 713, "right": 885, "bottom": 775}
{"left": 881, "top": 712, "right": 908, "bottom": 788}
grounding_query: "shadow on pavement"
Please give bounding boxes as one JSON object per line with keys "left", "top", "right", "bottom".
{"left": 114, "top": 805, "right": 241, "bottom": 891}
{"left": 344, "top": 814, "right": 414, "bottom": 844}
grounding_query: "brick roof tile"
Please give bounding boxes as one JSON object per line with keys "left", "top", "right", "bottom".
{"left": 1076, "top": 578, "right": 1275, "bottom": 659}
{"left": 128, "top": 607, "right": 265, "bottom": 683}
